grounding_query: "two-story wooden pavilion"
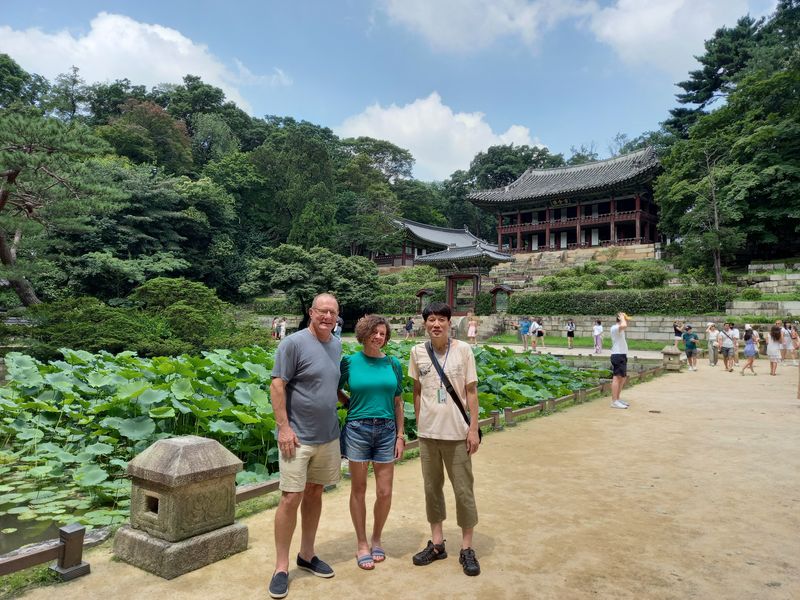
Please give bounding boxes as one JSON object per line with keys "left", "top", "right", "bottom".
{"left": 468, "top": 147, "right": 662, "bottom": 252}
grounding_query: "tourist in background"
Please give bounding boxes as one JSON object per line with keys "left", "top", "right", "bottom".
{"left": 767, "top": 324, "right": 784, "bottom": 376}
{"left": 333, "top": 315, "right": 344, "bottom": 339}
{"left": 682, "top": 324, "right": 700, "bottom": 371}
{"left": 731, "top": 323, "right": 741, "bottom": 366}
{"left": 536, "top": 318, "right": 546, "bottom": 349}
{"left": 518, "top": 316, "right": 532, "bottom": 351}
{"left": 529, "top": 317, "right": 540, "bottom": 350}
{"left": 467, "top": 313, "right": 479, "bottom": 346}
{"left": 673, "top": 320, "right": 683, "bottom": 348}
{"left": 791, "top": 323, "right": 800, "bottom": 365}
{"left": 705, "top": 323, "right": 718, "bottom": 366}
{"left": 593, "top": 320, "right": 603, "bottom": 354}
{"left": 718, "top": 323, "right": 736, "bottom": 372}
{"left": 565, "top": 318, "right": 576, "bottom": 349}
{"left": 610, "top": 313, "right": 629, "bottom": 409}
{"left": 740, "top": 328, "right": 758, "bottom": 375}
{"left": 278, "top": 318, "right": 287, "bottom": 340}
{"left": 338, "top": 315, "right": 405, "bottom": 571}
{"left": 404, "top": 316, "right": 415, "bottom": 340}
{"left": 272, "top": 316, "right": 279, "bottom": 340}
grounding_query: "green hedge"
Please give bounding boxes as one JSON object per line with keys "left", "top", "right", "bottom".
{"left": 509, "top": 286, "right": 736, "bottom": 315}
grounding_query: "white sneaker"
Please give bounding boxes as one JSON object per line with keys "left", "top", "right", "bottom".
{"left": 619, "top": 400, "right": 629, "bottom": 407}
{"left": 611, "top": 400, "right": 628, "bottom": 409}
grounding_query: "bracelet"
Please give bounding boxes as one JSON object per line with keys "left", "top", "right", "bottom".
{"left": 397, "top": 434, "right": 407, "bottom": 442}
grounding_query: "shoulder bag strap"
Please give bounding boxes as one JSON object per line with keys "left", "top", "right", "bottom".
{"left": 425, "top": 341, "right": 471, "bottom": 428}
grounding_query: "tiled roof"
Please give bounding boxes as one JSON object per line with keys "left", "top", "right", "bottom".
{"left": 395, "top": 218, "right": 483, "bottom": 248}
{"left": 414, "top": 242, "right": 513, "bottom": 266}
{"left": 468, "top": 147, "right": 661, "bottom": 206}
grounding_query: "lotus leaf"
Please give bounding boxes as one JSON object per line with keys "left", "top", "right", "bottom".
{"left": 137, "top": 388, "right": 170, "bottom": 407}
{"left": 170, "top": 378, "right": 194, "bottom": 400}
{"left": 84, "top": 442, "right": 114, "bottom": 455}
{"left": 74, "top": 465, "right": 109, "bottom": 486}
{"left": 209, "top": 420, "right": 242, "bottom": 435}
{"left": 149, "top": 406, "right": 176, "bottom": 419}
{"left": 115, "top": 416, "right": 156, "bottom": 440}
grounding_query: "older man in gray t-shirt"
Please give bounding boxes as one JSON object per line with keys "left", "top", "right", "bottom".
{"left": 268, "top": 293, "right": 342, "bottom": 599}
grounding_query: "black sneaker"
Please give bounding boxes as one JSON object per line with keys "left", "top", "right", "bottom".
{"left": 412, "top": 540, "right": 447, "bottom": 566}
{"left": 296, "top": 554, "right": 334, "bottom": 578}
{"left": 459, "top": 548, "right": 481, "bottom": 576}
{"left": 268, "top": 571, "right": 289, "bottom": 599}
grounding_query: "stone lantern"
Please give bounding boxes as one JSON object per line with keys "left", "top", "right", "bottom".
{"left": 114, "top": 436, "right": 248, "bottom": 579}
{"left": 661, "top": 345, "right": 683, "bottom": 371}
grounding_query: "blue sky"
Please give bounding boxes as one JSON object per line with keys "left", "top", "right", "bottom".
{"left": 0, "top": 0, "right": 776, "bottom": 180}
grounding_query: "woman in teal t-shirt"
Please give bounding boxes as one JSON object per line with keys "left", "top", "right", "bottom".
{"left": 338, "top": 314, "right": 405, "bottom": 571}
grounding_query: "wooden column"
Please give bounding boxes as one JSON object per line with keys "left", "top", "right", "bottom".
{"left": 545, "top": 207, "right": 551, "bottom": 249}
{"left": 516, "top": 210, "right": 522, "bottom": 251}
{"left": 401, "top": 241, "right": 406, "bottom": 265}
{"left": 497, "top": 214, "right": 502, "bottom": 249}
{"left": 635, "top": 195, "right": 641, "bottom": 240}
{"left": 610, "top": 197, "right": 616, "bottom": 242}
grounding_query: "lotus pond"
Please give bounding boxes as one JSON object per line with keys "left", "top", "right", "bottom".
{"left": 0, "top": 342, "right": 608, "bottom": 552}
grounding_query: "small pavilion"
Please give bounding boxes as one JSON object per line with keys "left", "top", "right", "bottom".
{"left": 414, "top": 242, "right": 512, "bottom": 315}
{"left": 373, "top": 218, "right": 485, "bottom": 267}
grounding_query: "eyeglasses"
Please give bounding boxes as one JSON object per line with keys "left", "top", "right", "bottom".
{"left": 311, "top": 308, "right": 338, "bottom": 317}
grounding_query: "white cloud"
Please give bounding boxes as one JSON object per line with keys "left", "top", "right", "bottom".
{"left": 587, "top": 0, "right": 757, "bottom": 77}
{"left": 381, "top": 0, "right": 774, "bottom": 76}
{"left": 382, "top": 0, "right": 593, "bottom": 52}
{"left": 337, "top": 92, "right": 537, "bottom": 180}
{"left": 0, "top": 12, "right": 290, "bottom": 114}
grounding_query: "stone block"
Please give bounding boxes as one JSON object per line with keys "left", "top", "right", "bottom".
{"left": 113, "top": 523, "right": 248, "bottom": 580}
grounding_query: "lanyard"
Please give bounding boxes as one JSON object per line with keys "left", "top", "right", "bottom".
{"left": 433, "top": 339, "right": 450, "bottom": 387}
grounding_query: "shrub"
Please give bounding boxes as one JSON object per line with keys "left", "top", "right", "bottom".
{"left": 509, "top": 286, "right": 736, "bottom": 315}
{"left": 738, "top": 288, "right": 763, "bottom": 300}
{"left": 474, "top": 292, "right": 493, "bottom": 316}
{"left": 131, "top": 277, "right": 224, "bottom": 316}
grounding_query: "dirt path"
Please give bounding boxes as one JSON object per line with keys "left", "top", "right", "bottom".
{"left": 22, "top": 362, "right": 800, "bottom": 600}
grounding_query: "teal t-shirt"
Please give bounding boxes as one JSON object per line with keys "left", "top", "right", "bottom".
{"left": 682, "top": 332, "right": 699, "bottom": 350}
{"left": 339, "top": 352, "right": 403, "bottom": 421}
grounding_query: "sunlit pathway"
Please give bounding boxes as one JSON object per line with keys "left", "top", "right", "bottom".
{"left": 22, "top": 362, "right": 800, "bottom": 600}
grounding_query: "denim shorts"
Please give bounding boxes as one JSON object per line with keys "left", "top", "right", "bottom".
{"left": 341, "top": 418, "right": 396, "bottom": 463}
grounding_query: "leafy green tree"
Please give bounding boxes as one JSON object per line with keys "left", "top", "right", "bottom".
{"left": 339, "top": 136, "right": 414, "bottom": 182}
{"left": 469, "top": 144, "right": 564, "bottom": 189}
{"left": 85, "top": 78, "right": 148, "bottom": 125}
{"left": 0, "top": 113, "right": 108, "bottom": 305}
{"left": 240, "top": 244, "right": 378, "bottom": 317}
{"left": 191, "top": 112, "right": 240, "bottom": 167}
{"left": 45, "top": 66, "right": 89, "bottom": 122}
{"left": 0, "top": 54, "right": 50, "bottom": 112}
{"left": 163, "top": 75, "right": 226, "bottom": 127}
{"left": 104, "top": 99, "right": 193, "bottom": 173}
{"left": 566, "top": 143, "right": 599, "bottom": 165}
{"left": 392, "top": 179, "right": 448, "bottom": 226}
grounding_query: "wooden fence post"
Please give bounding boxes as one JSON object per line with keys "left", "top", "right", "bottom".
{"left": 50, "top": 524, "right": 90, "bottom": 580}
{"left": 491, "top": 410, "right": 503, "bottom": 431}
{"left": 504, "top": 407, "right": 516, "bottom": 427}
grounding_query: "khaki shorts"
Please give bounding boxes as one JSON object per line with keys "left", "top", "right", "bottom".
{"left": 278, "top": 438, "right": 341, "bottom": 492}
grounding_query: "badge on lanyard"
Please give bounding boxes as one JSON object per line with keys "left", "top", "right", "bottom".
{"left": 437, "top": 387, "right": 447, "bottom": 404}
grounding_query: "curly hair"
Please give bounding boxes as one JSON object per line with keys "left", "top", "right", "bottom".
{"left": 355, "top": 314, "right": 392, "bottom": 345}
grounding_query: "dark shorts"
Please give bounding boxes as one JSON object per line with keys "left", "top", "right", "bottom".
{"left": 610, "top": 354, "right": 627, "bottom": 377}
{"left": 537, "top": 331, "right": 544, "bottom": 337}
{"left": 685, "top": 349, "right": 697, "bottom": 358}
{"left": 341, "top": 418, "right": 396, "bottom": 463}
{"left": 567, "top": 331, "right": 575, "bottom": 338}
{"left": 721, "top": 347, "right": 733, "bottom": 358}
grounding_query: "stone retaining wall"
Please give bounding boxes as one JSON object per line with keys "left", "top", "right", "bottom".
{"left": 751, "top": 274, "right": 800, "bottom": 294}
{"left": 725, "top": 301, "right": 800, "bottom": 317}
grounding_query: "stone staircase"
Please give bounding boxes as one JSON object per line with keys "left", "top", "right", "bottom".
{"left": 484, "top": 243, "right": 664, "bottom": 292}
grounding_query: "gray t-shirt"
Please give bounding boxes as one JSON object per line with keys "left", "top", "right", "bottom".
{"left": 271, "top": 328, "right": 341, "bottom": 445}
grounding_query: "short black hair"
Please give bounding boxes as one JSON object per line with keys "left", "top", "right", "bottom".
{"left": 422, "top": 302, "right": 452, "bottom": 321}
